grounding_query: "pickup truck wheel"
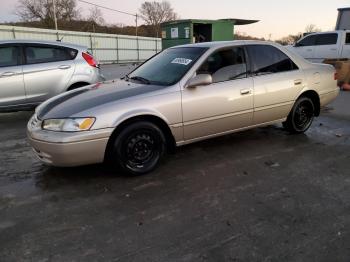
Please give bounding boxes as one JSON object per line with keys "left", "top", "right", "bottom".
{"left": 283, "top": 97, "right": 315, "bottom": 134}
{"left": 111, "top": 121, "right": 166, "bottom": 176}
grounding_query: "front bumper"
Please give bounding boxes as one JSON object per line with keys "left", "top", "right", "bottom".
{"left": 27, "top": 117, "right": 114, "bottom": 167}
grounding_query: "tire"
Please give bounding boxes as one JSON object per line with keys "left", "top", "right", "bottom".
{"left": 67, "top": 83, "right": 89, "bottom": 91}
{"left": 110, "top": 121, "right": 166, "bottom": 176}
{"left": 283, "top": 97, "right": 315, "bottom": 134}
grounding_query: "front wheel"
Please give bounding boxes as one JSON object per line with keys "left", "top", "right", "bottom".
{"left": 110, "top": 121, "right": 166, "bottom": 175}
{"left": 283, "top": 97, "right": 315, "bottom": 134}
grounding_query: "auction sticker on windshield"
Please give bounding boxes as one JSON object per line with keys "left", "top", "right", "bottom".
{"left": 171, "top": 58, "right": 193, "bottom": 65}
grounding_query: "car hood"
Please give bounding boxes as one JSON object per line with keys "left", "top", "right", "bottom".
{"left": 37, "top": 80, "right": 165, "bottom": 119}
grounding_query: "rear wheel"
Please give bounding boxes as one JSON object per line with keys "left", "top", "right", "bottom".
{"left": 283, "top": 97, "right": 315, "bottom": 134}
{"left": 67, "top": 82, "right": 89, "bottom": 91}
{"left": 110, "top": 121, "right": 166, "bottom": 175}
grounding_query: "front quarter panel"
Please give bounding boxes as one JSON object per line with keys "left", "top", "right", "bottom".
{"left": 73, "top": 85, "right": 184, "bottom": 142}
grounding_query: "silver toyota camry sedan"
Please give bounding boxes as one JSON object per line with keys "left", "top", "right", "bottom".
{"left": 27, "top": 40, "right": 339, "bottom": 175}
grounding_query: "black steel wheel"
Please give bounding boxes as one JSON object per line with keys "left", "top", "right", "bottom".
{"left": 283, "top": 97, "right": 315, "bottom": 134}
{"left": 111, "top": 121, "right": 166, "bottom": 175}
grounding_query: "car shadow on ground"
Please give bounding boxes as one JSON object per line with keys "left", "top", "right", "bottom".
{"left": 32, "top": 124, "right": 311, "bottom": 192}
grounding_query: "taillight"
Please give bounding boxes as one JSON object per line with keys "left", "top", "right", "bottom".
{"left": 334, "top": 72, "right": 338, "bottom": 80}
{"left": 82, "top": 52, "right": 98, "bottom": 68}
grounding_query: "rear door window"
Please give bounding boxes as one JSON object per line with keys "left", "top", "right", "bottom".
{"left": 25, "top": 45, "right": 77, "bottom": 64}
{"left": 0, "top": 46, "right": 19, "bottom": 67}
{"left": 315, "top": 33, "right": 338, "bottom": 45}
{"left": 246, "top": 45, "right": 298, "bottom": 75}
{"left": 298, "top": 35, "right": 317, "bottom": 46}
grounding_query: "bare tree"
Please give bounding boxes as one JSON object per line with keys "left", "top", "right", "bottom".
{"left": 276, "top": 33, "right": 303, "bottom": 45}
{"left": 305, "top": 24, "right": 321, "bottom": 33}
{"left": 16, "top": 0, "right": 79, "bottom": 28}
{"left": 87, "top": 6, "right": 105, "bottom": 26}
{"left": 234, "top": 31, "right": 265, "bottom": 41}
{"left": 139, "top": 1, "right": 178, "bottom": 37}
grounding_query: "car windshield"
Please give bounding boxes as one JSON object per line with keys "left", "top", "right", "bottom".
{"left": 127, "top": 47, "right": 208, "bottom": 86}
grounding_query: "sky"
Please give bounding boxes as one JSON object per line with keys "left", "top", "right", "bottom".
{"left": 0, "top": 0, "right": 349, "bottom": 40}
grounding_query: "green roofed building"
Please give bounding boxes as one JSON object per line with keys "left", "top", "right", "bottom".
{"left": 160, "top": 18, "right": 259, "bottom": 49}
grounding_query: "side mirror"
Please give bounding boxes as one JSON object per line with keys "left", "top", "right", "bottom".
{"left": 294, "top": 42, "right": 301, "bottom": 47}
{"left": 186, "top": 74, "right": 212, "bottom": 88}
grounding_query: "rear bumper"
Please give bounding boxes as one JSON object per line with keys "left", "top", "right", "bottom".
{"left": 97, "top": 68, "right": 106, "bottom": 81}
{"left": 320, "top": 88, "right": 340, "bottom": 107}
{"left": 91, "top": 67, "right": 105, "bottom": 83}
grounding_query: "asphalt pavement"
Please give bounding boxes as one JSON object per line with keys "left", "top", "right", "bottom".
{"left": 0, "top": 64, "right": 349, "bottom": 262}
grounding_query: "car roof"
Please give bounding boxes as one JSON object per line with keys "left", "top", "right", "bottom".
{"left": 303, "top": 30, "right": 350, "bottom": 36}
{"left": 170, "top": 40, "right": 312, "bottom": 68}
{"left": 171, "top": 40, "right": 281, "bottom": 49}
{"left": 0, "top": 39, "right": 87, "bottom": 50}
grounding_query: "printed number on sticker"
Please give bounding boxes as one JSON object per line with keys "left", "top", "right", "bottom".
{"left": 171, "top": 58, "right": 192, "bottom": 65}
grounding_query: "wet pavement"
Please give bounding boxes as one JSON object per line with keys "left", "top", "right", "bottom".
{"left": 100, "top": 63, "right": 138, "bottom": 81}
{"left": 0, "top": 66, "right": 349, "bottom": 261}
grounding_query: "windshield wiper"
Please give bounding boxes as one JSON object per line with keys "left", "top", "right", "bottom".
{"left": 129, "top": 76, "right": 151, "bottom": 85}
{"left": 121, "top": 74, "right": 130, "bottom": 81}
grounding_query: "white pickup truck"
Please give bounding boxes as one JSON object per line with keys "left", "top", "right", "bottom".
{"left": 288, "top": 30, "right": 350, "bottom": 63}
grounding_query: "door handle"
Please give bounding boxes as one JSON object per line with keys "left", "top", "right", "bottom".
{"left": 294, "top": 79, "right": 303, "bottom": 86}
{"left": 306, "top": 49, "right": 313, "bottom": 52}
{"left": 0, "top": 72, "right": 15, "bottom": 77}
{"left": 240, "top": 89, "right": 251, "bottom": 95}
{"left": 58, "top": 65, "right": 71, "bottom": 70}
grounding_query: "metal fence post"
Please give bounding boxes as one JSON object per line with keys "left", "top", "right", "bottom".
{"left": 116, "top": 36, "right": 119, "bottom": 64}
{"left": 155, "top": 38, "right": 158, "bottom": 53}
{"left": 90, "top": 33, "right": 94, "bottom": 55}
{"left": 136, "top": 37, "right": 140, "bottom": 63}
{"left": 12, "top": 27, "right": 16, "bottom": 39}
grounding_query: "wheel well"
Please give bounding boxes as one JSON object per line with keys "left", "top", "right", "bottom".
{"left": 299, "top": 90, "right": 321, "bottom": 116}
{"left": 67, "top": 82, "right": 90, "bottom": 91}
{"left": 104, "top": 115, "right": 176, "bottom": 162}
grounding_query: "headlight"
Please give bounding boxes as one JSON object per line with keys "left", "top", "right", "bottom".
{"left": 42, "top": 118, "right": 95, "bottom": 132}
